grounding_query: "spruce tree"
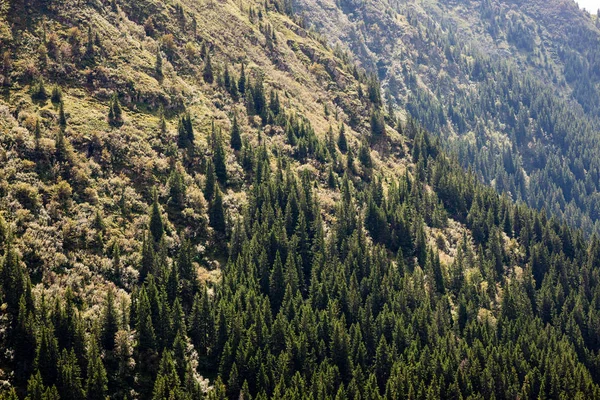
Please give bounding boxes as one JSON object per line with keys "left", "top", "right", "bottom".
{"left": 84, "top": 26, "right": 95, "bottom": 64}
{"left": 155, "top": 48, "right": 163, "bottom": 79}
{"left": 212, "top": 129, "right": 228, "bottom": 185}
{"left": 204, "top": 159, "right": 216, "bottom": 203}
{"left": 203, "top": 53, "right": 214, "bottom": 83}
{"left": 101, "top": 288, "right": 119, "bottom": 352}
{"left": 51, "top": 86, "right": 62, "bottom": 104}
{"left": 209, "top": 187, "right": 226, "bottom": 237}
{"left": 59, "top": 100, "right": 67, "bottom": 127}
{"left": 85, "top": 340, "right": 108, "bottom": 400}
{"left": 238, "top": 63, "right": 246, "bottom": 94}
{"left": 35, "top": 326, "right": 59, "bottom": 387}
{"left": 149, "top": 189, "right": 164, "bottom": 243}
{"left": 108, "top": 94, "right": 123, "bottom": 127}
{"left": 338, "top": 124, "right": 348, "bottom": 154}
{"left": 269, "top": 252, "right": 285, "bottom": 311}
{"left": 230, "top": 114, "right": 242, "bottom": 151}
{"left": 168, "top": 167, "right": 186, "bottom": 212}
{"left": 57, "top": 349, "right": 85, "bottom": 400}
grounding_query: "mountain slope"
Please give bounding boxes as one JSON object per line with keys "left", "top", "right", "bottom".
{"left": 294, "top": 0, "right": 600, "bottom": 233}
{"left": 0, "top": 0, "right": 600, "bottom": 399}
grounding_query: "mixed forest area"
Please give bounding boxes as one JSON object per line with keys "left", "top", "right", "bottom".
{"left": 0, "top": 0, "right": 599, "bottom": 399}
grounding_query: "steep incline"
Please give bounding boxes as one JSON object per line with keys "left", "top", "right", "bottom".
{"left": 0, "top": 0, "right": 600, "bottom": 399}
{"left": 294, "top": 0, "right": 600, "bottom": 233}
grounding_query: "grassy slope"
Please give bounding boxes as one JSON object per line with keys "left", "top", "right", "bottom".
{"left": 0, "top": 0, "right": 479, "bottom": 356}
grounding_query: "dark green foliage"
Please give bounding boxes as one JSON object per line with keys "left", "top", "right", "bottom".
{"left": 358, "top": 140, "right": 372, "bottom": 169}
{"left": 58, "top": 100, "right": 67, "bottom": 128}
{"left": 230, "top": 114, "right": 242, "bottom": 151}
{"left": 211, "top": 126, "right": 228, "bottom": 185}
{"left": 108, "top": 93, "right": 123, "bottom": 127}
{"left": 100, "top": 288, "right": 119, "bottom": 351}
{"left": 6, "top": 4, "right": 600, "bottom": 400}
{"left": 51, "top": 86, "right": 62, "bottom": 104}
{"left": 370, "top": 109, "right": 385, "bottom": 139}
{"left": 203, "top": 52, "right": 214, "bottom": 83}
{"left": 177, "top": 113, "right": 194, "bottom": 149}
{"left": 149, "top": 190, "right": 164, "bottom": 243}
{"left": 168, "top": 167, "right": 186, "bottom": 212}
{"left": 209, "top": 187, "right": 226, "bottom": 237}
{"left": 31, "top": 78, "right": 48, "bottom": 101}
{"left": 57, "top": 349, "right": 85, "bottom": 400}
{"left": 85, "top": 341, "right": 108, "bottom": 400}
{"left": 204, "top": 159, "right": 216, "bottom": 203}
{"left": 337, "top": 124, "right": 348, "bottom": 153}
{"left": 155, "top": 48, "right": 163, "bottom": 79}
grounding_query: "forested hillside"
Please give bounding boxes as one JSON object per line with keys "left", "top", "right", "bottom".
{"left": 1, "top": 0, "right": 600, "bottom": 399}
{"left": 294, "top": 0, "right": 600, "bottom": 234}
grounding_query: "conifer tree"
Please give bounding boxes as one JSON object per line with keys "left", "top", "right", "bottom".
{"left": 155, "top": 48, "right": 163, "bottom": 80}
{"left": 168, "top": 167, "right": 186, "bottom": 212}
{"left": 35, "top": 326, "right": 59, "bottom": 387}
{"left": 57, "top": 349, "right": 85, "bottom": 400}
{"left": 139, "top": 232, "right": 156, "bottom": 282}
{"left": 370, "top": 109, "right": 385, "bottom": 139}
{"left": 85, "top": 340, "right": 108, "bottom": 400}
{"left": 209, "top": 187, "right": 226, "bottom": 237}
{"left": 238, "top": 64, "right": 246, "bottom": 94}
{"left": 212, "top": 129, "right": 228, "bottom": 185}
{"left": 203, "top": 53, "right": 214, "bottom": 83}
{"left": 230, "top": 114, "right": 242, "bottom": 151}
{"left": 101, "top": 288, "right": 119, "bottom": 352}
{"left": 108, "top": 94, "right": 123, "bottom": 127}
{"left": 51, "top": 86, "right": 62, "bottom": 104}
{"left": 149, "top": 189, "right": 164, "bottom": 243}
{"left": 204, "top": 159, "right": 216, "bottom": 203}
{"left": 1, "top": 242, "right": 25, "bottom": 316}
{"left": 84, "top": 26, "right": 95, "bottom": 64}
{"left": 269, "top": 252, "right": 285, "bottom": 311}
{"left": 59, "top": 100, "right": 67, "bottom": 127}
{"left": 359, "top": 140, "right": 372, "bottom": 169}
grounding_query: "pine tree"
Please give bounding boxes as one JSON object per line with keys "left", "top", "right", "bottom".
{"left": 209, "top": 187, "right": 226, "bottom": 237}
{"left": 168, "top": 167, "right": 186, "bottom": 212}
{"left": 238, "top": 63, "right": 246, "bottom": 94}
{"left": 152, "top": 351, "right": 182, "bottom": 400}
{"left": 204, "top": 159, "right": 216, "bottom": 203}
{"left": 177, "top": 113, "right": 195, "bottom": 149}
{"left": 108, "top": 94, "right": 123, "bottom": 127}
{"left": 84, "top": 26, "right": 95, "bottom": 64}
{"left": 269, "top": 252, "right": 285, "bottom": 311}
{"left": 35, "top": 326, "right": 59, "bottom": 387}
{"left": 101, "top": 288, "right": 119, "bottom": 352}
{"left": 230, "top": 114, "right": 242, "bottom": 151}
{"left": 59, "top": 100, "right": 67, "bottom": 127}
{"left": 85, "top": 340, "right": 108, "bottom": 400}
{"left": 26, "top": 371, "right": 48, "bottom": 400}
{"left": 359, "top": 140, "right": 372, "bottom": 169}
{"left": 135, "top": 288, "right": 157, "bottom": 353}
{"left": 370, "top": 109, "right": 385, "bottom": 139}
{"left": 212, "top": 129, "right": 228, "bottom": 185}
{"left": 203, "top": 53, "right": 214, "bottom": 83}
{"left": 57, "top": 349, "right": 85, "bottom": 400}
{"left": 51, "top": 86, "right": 62, "bottom": 104}
{"left": 1, "top": 242, "right": 25, "bottom": 315}
{"left": 155, "top": 48, "right": 163, "bottom": 79}
{"left": 139, "top": 232, "right": 156, "bottom": 282}
{"left": 149, "top": 189, "right": 164, "bottom": 243}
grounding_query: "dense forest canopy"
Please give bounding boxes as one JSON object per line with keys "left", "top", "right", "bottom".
{"left": 0, "top": 0, "right": 599, "bottom": 399}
